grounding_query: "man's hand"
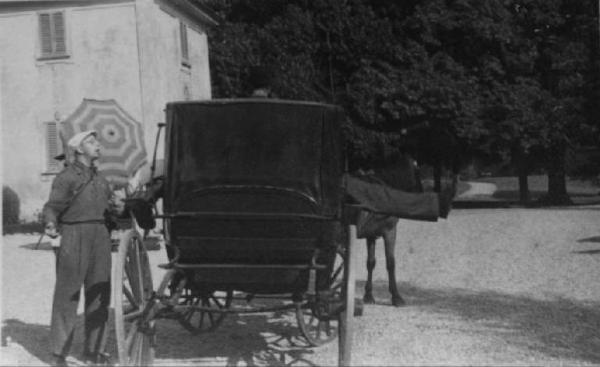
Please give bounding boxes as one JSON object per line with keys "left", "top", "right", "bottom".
{"left": 45, "top": 222, "right": 59, "bottom": 238}
{"left": 111, "top": 189, "right": 126, "bottom": 215}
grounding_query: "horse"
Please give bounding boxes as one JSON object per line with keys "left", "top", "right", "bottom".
{"left": 353, "top": 153, "right": 424, "bottom": 307}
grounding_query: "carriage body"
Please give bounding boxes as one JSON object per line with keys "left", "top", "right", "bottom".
{"left": 162, "top": 99, "right": 344, "bottom": 294}
{"left": 113, "top": 99, "right": 358, "bottom": 366}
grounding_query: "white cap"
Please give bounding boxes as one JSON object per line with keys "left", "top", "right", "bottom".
{"left": 67, "top": 130, "right": 97, "bottom": 150}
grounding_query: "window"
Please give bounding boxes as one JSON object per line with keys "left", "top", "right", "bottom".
{"left": 45, "top": 121, "right": 63, "bottom": 173}
{"left": 39, "top": 11, "right": 68, "bottom": 60}
{"left": 179, "top": 21, "right": 190, "bottom": 67}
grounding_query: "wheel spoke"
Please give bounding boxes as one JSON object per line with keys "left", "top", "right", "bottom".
{"left": 133, "top": 332, "right": 143, "bottom": 365}
{"left": 123, "top": 285, "right": 139, "bottom": 308}
{"left": 138, "top": 334, "right": 146, "bottom": 365}
{"left": 123, "top": 304, "right": 138, "bottom": 315}
{"left": 177, "top": 291, "right": 232, "bottom": 334}
{"left": 211, "top": 295, "right": 224, "bottom": 309}
{"left": 199, "top": 310, "right": 206, "bottom": 327}
{"left": 314, "top": 321, "right": 321, "bottom": 340}
{"left": 183, "top": 309, "right": 194, "bottom": 322}
{"left": 203, "top": 298, "right": 215, "bottom": 326}
{"left": 331, "top": 264, "right": 343, "bottom": 283}
{"left": 126, "top": 322, "right": 139, "bottom": 357}
{"left": 331, "top": 282, "right": 343, "bottom": 292}
{"left": 140, "top": 333, "right": 150, "bottom": 366}
{"left": 124, "top": 309, "right": 144, "bottom": 321}
{"left": 125, "top": 256, "right": 140, "bottom": 303}
{"left": 134, "top": 240, "right": 145, "bottom": 304}
{"left": 185, "top": 297, "right": 201, "bottom": 322}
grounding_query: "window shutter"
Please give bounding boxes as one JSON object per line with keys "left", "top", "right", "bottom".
{"left": 46, "top": 122, "right": 60, "bottom": 172}
{"left": 52, "top": 12, "right": 66, "bottom": 54}
{"left": 39, "top": 13, "right": 53, "bottom": 56}
{"left": 180, "top": 22, "right": 189, "bottom": 64}
{"left": 38, "top": 11, "right": 68, "bottom": 59}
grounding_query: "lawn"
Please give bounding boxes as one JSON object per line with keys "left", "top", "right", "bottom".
{"left": 473, "top": 175, "right": 600, "bottom": 202}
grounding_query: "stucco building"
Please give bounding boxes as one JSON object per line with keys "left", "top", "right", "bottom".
{"left": 0, "top": 0, "right": 217, "bottom": 220}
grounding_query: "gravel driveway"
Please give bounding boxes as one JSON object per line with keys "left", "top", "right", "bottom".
{"left": 2, "top": 206, "right": 600, "bottom": 366}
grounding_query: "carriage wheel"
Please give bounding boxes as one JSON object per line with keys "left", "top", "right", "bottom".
{"left": 296, "top": 247, "right": 345, "bottom": 346}
{"left": 113, "top": 229, "right": 155, "bottom": 366}
{"left": 338, "top": 225, "right": 358, "bottom": 366}
{"left": 177, "top": 288, "right": 234, "bottom": 334}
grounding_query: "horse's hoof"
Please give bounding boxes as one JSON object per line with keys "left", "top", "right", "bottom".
{"left": 363, "top": 294, "right": 376, "bottom": 304}
{"left": 392, "top": 297, "right": 405, "bottom": 307}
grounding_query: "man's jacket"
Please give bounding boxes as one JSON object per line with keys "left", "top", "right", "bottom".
{"left": 43, "top": 161, "right": 112, "bottom": 225}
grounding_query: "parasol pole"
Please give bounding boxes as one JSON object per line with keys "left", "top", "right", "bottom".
{"left": 150, "top": 123, "right": 165, "bottom": 182}
{"left": 34, "top": 232, "right": 45, "bottom": 250}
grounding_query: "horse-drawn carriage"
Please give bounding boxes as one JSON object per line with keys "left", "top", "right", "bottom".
{"left": 113, "top": 99, "right": 363, "bottom": 366}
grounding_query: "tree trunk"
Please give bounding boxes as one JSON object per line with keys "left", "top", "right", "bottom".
{"left": 513, "top": 149, "right": 530, "bottom": 203}
{"left": 546, "top": 145, "right": 572, "bottom": 205}
{"left": 518, "top": 170, "right": 530, "bottom": 203}
{"left": 433, "top": 163, "right": 442, "bottom": 193}
{"left": 548, "top": 171, "right": 568, "bottom": 196}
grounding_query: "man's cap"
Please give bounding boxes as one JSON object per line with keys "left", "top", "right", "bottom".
{"left": 67, "top": 130, "right": 97, "bottom": 149}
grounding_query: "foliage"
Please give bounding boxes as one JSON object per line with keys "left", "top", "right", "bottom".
{"left": 206, "top": 0, "right": 599, "bottom": 183}
{"left": 3, "top": 186, "right": 20, "bottom": 226}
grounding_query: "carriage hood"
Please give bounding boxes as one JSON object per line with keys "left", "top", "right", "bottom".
{"left": 164, "top": 99, "right": 344, "bottom": 217}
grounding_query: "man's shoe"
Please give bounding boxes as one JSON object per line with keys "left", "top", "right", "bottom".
{"left": 83, "top": 352, "right": 113, "bottom": 366}
{"left": 52, "top": 355, "right": 68, "bottom": 367}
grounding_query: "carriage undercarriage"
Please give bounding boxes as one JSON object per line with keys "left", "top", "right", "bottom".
{"left": 113, "top": 218, "right": 361, "bottom": 366}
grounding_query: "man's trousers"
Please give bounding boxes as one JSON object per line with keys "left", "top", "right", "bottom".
{"left": 50, "top": 223, "right": 111, "bottom": 357}
{"left": 345, "top": 175, "right": 440, "bottom": 221}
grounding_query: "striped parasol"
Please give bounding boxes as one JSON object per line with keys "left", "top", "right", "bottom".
{"left": 60, "top": 99, "right": 147, "bottom": 187}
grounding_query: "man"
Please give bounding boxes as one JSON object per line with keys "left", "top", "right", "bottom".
{"left": 247, "top": 66, "right": 275, "bottom": 98}
{"left": 43, "top": 130, "right": 121, "bottom": 366}
{"left": 345, "top": 172, "right": 455, "bottom": 222}
{"left": 54, "top": 153, "right": 68, "bottom": 168}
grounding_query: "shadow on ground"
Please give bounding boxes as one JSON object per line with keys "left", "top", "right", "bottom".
{"left": 7, "top": 286, "right": 600, "bottom": 365}
{"left": 20, "top": 241, "right": 54, "bottom": 251}
{"left": 363, "top": 280, "right": 600, "bottom": 364}
{"left": 147, "top": 298, "right": 323, "bottom": 366}
{"left": 2, "top": 319, "right": 53, "bottom": 364}
{"left": 577, "top": 235, "right": 600, "bottom": 244}
{"left": 4, "top": 314, "right": 115, "bottom": 365}
{"left": 0, "top": 318, "right": 94, "bottom": 365}
{"left": 2, "top": 301, "right": 323, "bottom": 366}
{"left": 574, "top": 236, "right": 600, "bottom": 254}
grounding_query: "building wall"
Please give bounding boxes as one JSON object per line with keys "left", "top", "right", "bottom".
{"left": 135, "top": 0, "right": 212, "bottom": 161}
{"left": 0, "top": 2, "right": 142, "bottom": 220}
{"left": 1, "top": 1, "right": 213, "bottom": 221}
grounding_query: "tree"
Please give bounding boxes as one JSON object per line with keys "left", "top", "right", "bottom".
{"left": 206, "top": 0, "right": 598, "bottom": 202}
{"left": 511, "top": 0, "right": 596, "bottom": 204}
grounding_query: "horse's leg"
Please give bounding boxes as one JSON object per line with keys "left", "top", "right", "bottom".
{"left": 363, "top": 237, "right": 376, "bottom": 304}
{"left": 383, "top": 225, "right": 405, "bottom": 306}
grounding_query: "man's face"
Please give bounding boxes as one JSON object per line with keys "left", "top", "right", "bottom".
{"left": 78, "top": 135, "right": 101, "bottom": 160}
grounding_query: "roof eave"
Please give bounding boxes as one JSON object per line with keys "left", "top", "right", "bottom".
{"left": 157, "top": 0, "right": 219, "bottom": 27}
